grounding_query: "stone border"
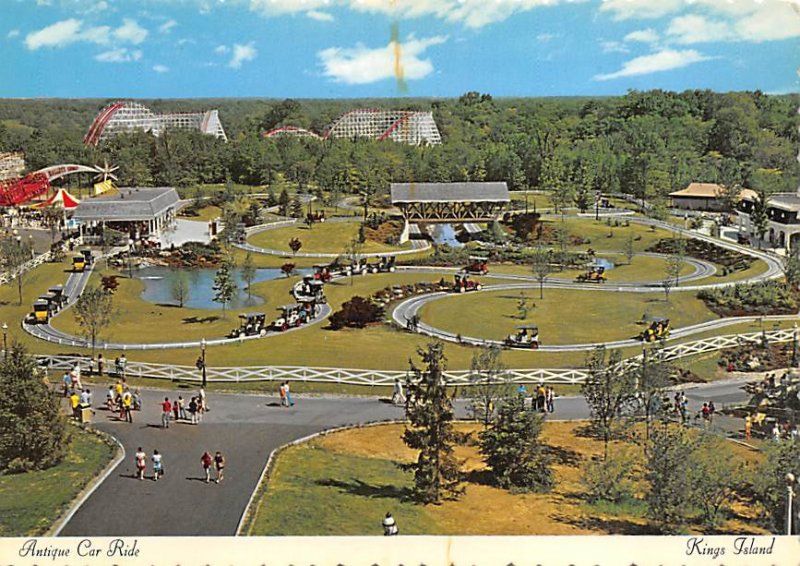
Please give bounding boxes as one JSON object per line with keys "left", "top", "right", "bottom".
{"left": 49, "top": 425, "right": 125, "bottom": 536}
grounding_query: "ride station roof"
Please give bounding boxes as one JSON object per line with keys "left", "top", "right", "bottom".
{"left": 391, "top": 182, "right": 510, "bottom": 204}
{"left": 72, "top": 187, "right": 180, "bottom": 222}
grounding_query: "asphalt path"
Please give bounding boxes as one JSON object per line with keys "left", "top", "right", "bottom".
{"left": 59, "top": 378, "right": 752, "bottom": 536}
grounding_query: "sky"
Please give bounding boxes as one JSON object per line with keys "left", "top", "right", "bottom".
{"left": 0, "top": 0, "right": 798, "bottom": 98}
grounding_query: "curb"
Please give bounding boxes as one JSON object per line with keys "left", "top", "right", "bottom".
{"left": 49, "top": 425, "right": 126, "bottom": 537}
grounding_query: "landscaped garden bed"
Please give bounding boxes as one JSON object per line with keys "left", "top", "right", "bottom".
{"left": 647, "top": 238, "right": 753, "bottom": 274}
{"left": 697, "top": 281, "right": 798, "bottom": 317}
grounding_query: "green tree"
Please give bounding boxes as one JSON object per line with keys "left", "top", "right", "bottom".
{"left": 171, "top": 271, "right": 191, "bottom": 308}
{"left": 289, "top": 197, "right": 304, "bottom": 219}
{"left": 241, "top": 252, "right": 257, "bottom": 300}
{"left": 278, "top": 188, "right": 291, "bottom": 216}
{"left": 212, "top": 256, "right": 238, "bottom": 318}
{"left": 553, "top": 223, "right": 570, "bottom": 268}
{"left": 467, "top": 346, "right": 512, "bottom": 426}
{"left": 0, "top": 235, "right": 34, "bottom": 305}
{"left": 645, "top": 421, "right": 697, "bottom": 533}
{"left": 402, "top": 342, "right": 465, "bottom": 504}
{"left": 266, "top": 187, "right": 278, "bottom": 208}
{"left": 344, "top": 237, "right": 364, "bottom": 286}
{"left": 530, "top": 244, "right": 552, "bottom": 299}
{"left": 781, "top": 247, "right": 800, "bottom": 290}
{"left": 582, "top": 347, "right": 636, "bottom": 460}
{"left": 0, "top": 344, "right": 70, "bottom": 472}
{"left": 753, "top": 437, "right": 800, "bottom": 533}
{"left": 581, "top": 448, "right": 639, "bottom": 503}
{"left": 688, "top": 433, "right": 743, "bottom": 525}
{"left": 479, "top": 394, "right": 553, "bottom": 492}
{"left": 637, "top": 347, "right": 673, "bottom": 453}
{"left": 624, "top": 234, "right": 635, "bottom": 266}
{"left": 516, "top": 292, "right": 531, "bottom": 320}
{"left": 74, "top": 286, "right": 114, "bottom": 355}
{"left": 288, "top": 237, "right": 302, "bottom": 256}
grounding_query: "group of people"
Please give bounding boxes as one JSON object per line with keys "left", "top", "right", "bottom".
{"left": 159, "top": 390, "right": 207, "bottom": 427}
{"left": 200, "top": 450, "right": 226, "bottom": 484}
{"left": 278, "top": 382, "right": 294, "bottom": 407}
{"left": 519, "top": 384, "right": 556, "bottom": 413}
{"left": 106, "top": 379, "right": 141, "bottom": 423}
{"left": 134, "top": 447, "right": 164, "bottom": 481}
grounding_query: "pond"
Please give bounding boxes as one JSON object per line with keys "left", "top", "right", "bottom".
{"left": 136, "top": 266, "right": 312, "bottom": 310}
{"left": 593, "top": 257, "right": 616, "bottom": 271}
{"left": 431, "top": 224, "right": 465, "bottom": 248}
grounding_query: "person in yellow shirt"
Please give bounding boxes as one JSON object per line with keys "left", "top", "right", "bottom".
{"left": 121, "top": 388, "right": 133, "bottom": 423}
{"left": 69, "top": 391, "right": 80, "bottom": 420}
{"left": 744, "top": 415, "right": 752, "bottom": 441}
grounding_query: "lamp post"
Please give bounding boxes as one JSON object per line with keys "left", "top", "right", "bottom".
{"left": 2, "top": 322, "right": 7, "bottom": 360}
{"left": 127, "top": 238, "right": 134, "bottom": 279}
{"left": 787, "top": 472, "right": 796, "bottom": 536}
{"left": 200, "top": 338, "right": 207, "bottom": 388}
{"left": 28, "top": 234, "right": 34, "bottom": 259}
{"left": 793, "top": 323, "right": 798, "bottom": 368}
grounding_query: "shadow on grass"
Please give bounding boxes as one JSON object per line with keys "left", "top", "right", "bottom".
{"left": 544, "top": 444, "right": 582, "bottom": 467}
{"left": 464, "top": 468, "right": 496, "bottom": 487}
{"left": 182, "top": 316, "right": 221, "bottom": 325}
{"left": 550, "top": 512, "right": 659, "bottom": 535}
{"left": 316, "top": 478, "right": 413, "bottom": 502}
{"left": 156, "top": 303, "right": 182, "bottom": 309}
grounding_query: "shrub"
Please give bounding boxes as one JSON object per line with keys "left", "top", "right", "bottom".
{"left": 329, "top": 296, "right": 385, "bottom": 330}
{"left": 581, "top": 449, "right": 638, "bottom": 503}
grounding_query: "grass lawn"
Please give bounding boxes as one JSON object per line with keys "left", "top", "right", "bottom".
{"left": 247, "top": 221, "right": 412, "bottom": 255}
{"left": 419, "top": 287, "right": 717, "bottom": 345}
{"left": 180, "top": 204, "right": 222, "bottom": 222}
{"left": 0, "top": 427, "right": 117, "bottom": 536}
{"left": 538, "top": 217, "right": 676, "bottom": 253}
{"left": 245, "top": 421, "right": 765, "bottom": 536}
{"left": 489, "top": 253, "right": 695, "bottom": 282}
{"left": 690, "top": 259, "right": 771, "bottom": 286}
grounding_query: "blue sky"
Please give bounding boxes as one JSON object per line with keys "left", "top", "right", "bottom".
{"left": 1, "top": 0, "right": 798, "bottom": 98}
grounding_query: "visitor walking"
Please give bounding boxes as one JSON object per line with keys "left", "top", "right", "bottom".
{"left": 214, "top": 451, "right": 225, "bottom": 483}
{"left": 744, "top": 414, "right": 752, "bottom": 440}
{"left": 69, "top": 390, "right": 80, "bottom": 420}
{"left": 161, "top": 397, "right": 172, "bottom": 429}
{"left": 106, "top": 385, "right": 115, "bottom": 411}
{"left": 546, "top": 386, "right": 555, "bottom": 413}
{"left": 279, "top": 382, "right": 287, "bottom": 407}
{"left": 122, "top": 388, "right": 133, "bottom": 423}
{"left": 284, "top": 381, "right": 294, "bottom": 407}
{"left": 152, "top": 450, "right": 163, "bottom": 481}
{"left": 536, "top": 383, "right": 546, "bottom": 412}
{"left": 391, "top": 379, "right": 406, "bottom": 406}
{"left": 62, "top": 371, "right": 71, "bottom": 397}
{"left": 199, "top": 387, "right": 207, "bottom": 412}
{"left": 177, "top": 396, "right": 187, "bottom": 420}
{"left": 382, "top": 512, "right": 399, "bottom": 536}
{"left": 135, "top": 447, "right": 146, "bottom": 480}
{"left": 173, "top": 398, "right": 180, "bottom": 421}
{"left": 201, "top": 451, "right": 213, "bottom": 483}
{"left": 117, "top": 354, "right": 127, "bottom": 378}
{"left": 188, "top": 397, "right": 198, "bottom": 425}
{"left": 96, "top": 353, "right": 105, "bottom": 377}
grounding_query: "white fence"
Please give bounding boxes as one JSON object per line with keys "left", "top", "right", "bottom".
{"left": 0, "top": 251, "right": 52, "bottom": 286}
{"left": 33, "top": 326, "right": 797, "bottom": 386}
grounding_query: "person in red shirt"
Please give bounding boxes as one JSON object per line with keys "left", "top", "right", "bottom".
{"left": 201, "top": 451, "right": 213, "bottom": 483}
{"left": 161, "top": 397, "right": 172, "bottom": 429}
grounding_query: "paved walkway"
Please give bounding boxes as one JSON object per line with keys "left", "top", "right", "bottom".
{"left": 59, "top": 378, "right": 751, "bottom": 536}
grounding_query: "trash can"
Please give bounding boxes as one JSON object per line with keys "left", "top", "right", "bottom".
{"left": 80, "top": 407, "right": 92, "bottom": 424}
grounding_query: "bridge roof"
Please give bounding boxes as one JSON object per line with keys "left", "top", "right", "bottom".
{"left": 391, "top": 182, "right": 509, "bottom": 204}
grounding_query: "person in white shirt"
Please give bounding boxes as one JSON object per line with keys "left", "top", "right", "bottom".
{"left": 382, "top": 512, "right": 399, "bottom": 536}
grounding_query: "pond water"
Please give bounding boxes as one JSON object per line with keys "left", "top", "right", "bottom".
{"left": 136, "top": 266, "right": 312, "bottom": 310}
{"left": 593, "top": 257, "right": 616, "bottom": 271}
{"left": 431, "top": 224, "right": 465, "bottom": 248}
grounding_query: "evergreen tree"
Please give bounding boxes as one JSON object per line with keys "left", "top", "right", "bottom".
{"left": 74, "top": 286, "right": 114, "bottom": 355}
{"left": 266, "top": 187, "right": 278, "bottom": 208}
{"left": 212, "top": 256, "right": 238, "bottom": 317}
{"left": 637, "top": 347, "right": 673, "bottom": 453}
{"left": 0, "top": 344, "right": 70, "bottom": 472}
{"left": 479, "top": 394, "right": 553, "bottom": 492}
{"left": 645, "top": 421, "right": 696, "bottom": 533}
{"left": 278, "top": 188, "right": 291, "bottom": 216}
{"left": 0, "top": 235, "right": 34, "bottom": 305}
{"left": 241, "top": 252, "right": 257, "bottom": 300}
{"left": 402, "top": 342, "right": 465, "bottom": 504}
{"left": 753, "top": 437, "right": 800, "bottom": 533}
{"left": 289, "top": 197, "right": 304, "bottom": 219}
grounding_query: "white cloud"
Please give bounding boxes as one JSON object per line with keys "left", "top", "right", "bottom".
{"left": 318, "top": 35, "right": 446, "bottom": 85}
{"left": 214, "top": 44, "right": 230, "bottom": 54}
{"left": 600, "top": 40, "right": 629, "bottom": 53}
{"left": 113, "top": 19, "right": 148, "bottom": 44}
{"left": 25, "top": 18, "right": 150, "bottom": 50}
{"left": 7, "top": 29, "right": 20, "bottom": 39}
{"left": 536, "top": 33, "right": 558, "bottom": 43}
{"left": 594, "top": 48, "right": 713, "bottom": 81}
{"left": 307, "top": 10, "right": 335, "bottom": 22}
{"left": 228, "top": 42, "right": 257, "bottom": 69}
{"left": 153, "top": 64, "right": 169, "bottom": 73}
{"left": 246, "top": 0, "right": 574, "bottom": 29}
{"left": 600, "top": 0, "right": 685, "bottom": 21}
{"left": 666, "top": 15, "right": 733, "bottom": 44}
{"left": 25, "top": 19, "right": 84, "bottom": 49}
{"left": 159, "top": 19, "right": 178, "bottom": 33}
{"left": 95, "top": 48, "right": 143, "bottom": 63}
{"left": 624, "top": 28, "right": 659, "bottom": 44}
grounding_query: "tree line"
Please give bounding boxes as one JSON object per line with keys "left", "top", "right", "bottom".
{"left": 0, "top": 90, "right": 797, "bottom": 204}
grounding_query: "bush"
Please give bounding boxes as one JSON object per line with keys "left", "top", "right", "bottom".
{"left": 329, "top": 296, "right": 385, "bottom": 330}
{"left": 698, "top": 280, "right": 797, "bottom": 316}
{"left": 581, "top": 449, "right": 638, "bottom": 503}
